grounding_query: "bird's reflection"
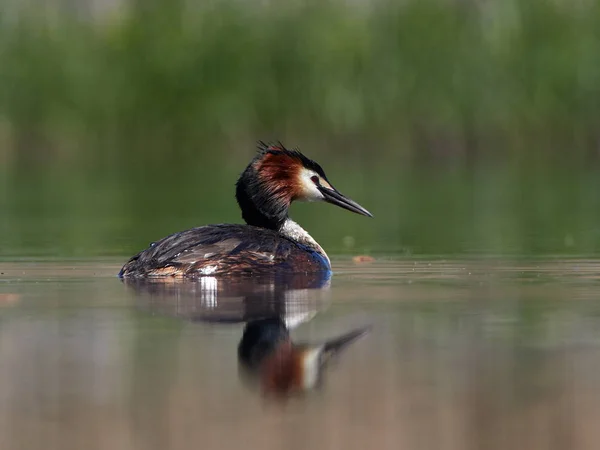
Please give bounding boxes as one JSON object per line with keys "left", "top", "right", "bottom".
{"left": 123, "top": 271, "right": 331, "bottom": 326}
{"left": 123, "top": 271, "right": 370, "bottom": 397}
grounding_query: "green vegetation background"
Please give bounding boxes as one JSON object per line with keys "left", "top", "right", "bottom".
{"left": 2, "top": 0, "right": 600, "bottom": 258}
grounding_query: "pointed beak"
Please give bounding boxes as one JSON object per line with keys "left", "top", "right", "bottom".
{"left": 321, "top": 325, "right": 372, "bottom": 358}
{"left": 318, "top": 186, "right": 373, "bottom": 217}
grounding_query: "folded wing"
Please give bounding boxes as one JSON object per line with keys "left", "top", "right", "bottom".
{"left": 119, "top": 224, "right": 326, "bottom": 277}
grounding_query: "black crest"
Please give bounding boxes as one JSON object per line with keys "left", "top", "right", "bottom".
{"left": 255, "top": 141, "right": 327, "bottom": 178}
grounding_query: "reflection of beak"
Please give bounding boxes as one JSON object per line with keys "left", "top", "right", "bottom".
{"left": 318, "top": 186, "right": 373, "bottom": 217}
{"left": 293, "top": 325, "right": 372, "bottom": 391}
{"left": 320, "top": 325, "right": 372, "bottom": 361}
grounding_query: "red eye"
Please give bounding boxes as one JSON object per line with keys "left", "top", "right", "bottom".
{"left": 311, "top": 176, "right": 319, "bottom": 184}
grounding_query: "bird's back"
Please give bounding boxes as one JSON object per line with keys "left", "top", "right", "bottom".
{"left": 118, "top": 224, "right": 330, "bottom": 278}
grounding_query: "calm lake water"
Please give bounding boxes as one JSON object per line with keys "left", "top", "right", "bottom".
{"left": 1, "top": 258, "right": 600, "bottom": 450}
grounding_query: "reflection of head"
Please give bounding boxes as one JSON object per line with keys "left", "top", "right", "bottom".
{"left": 237, "top": 317, "right": 372, "bottom": 398}
{"left": 237, "top": 317, "right": 289, "bottom": 368}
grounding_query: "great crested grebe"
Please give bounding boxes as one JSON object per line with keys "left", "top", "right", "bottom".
{"left": 118, "top": 141, "right": 372, "bottom": 278}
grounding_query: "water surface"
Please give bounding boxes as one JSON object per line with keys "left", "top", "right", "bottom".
{"left": 1, "top": 258, "right": 600, "bottom": 450}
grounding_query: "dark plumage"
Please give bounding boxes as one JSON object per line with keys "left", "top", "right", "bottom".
{"left": 118, "top": 224, "right": 328, "bottom": 277}
{"left": 238, "top": 317, "right": 290, "bottom": 367}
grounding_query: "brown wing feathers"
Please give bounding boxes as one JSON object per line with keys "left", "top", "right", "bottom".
{"left": 119, "top": 224, "right": 323, "bottom": 278}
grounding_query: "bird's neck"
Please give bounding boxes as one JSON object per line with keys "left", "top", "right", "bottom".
{"left": 236, "top": 182, "right": 289, "bottom": 230}
{"left": 236, "top": 179, "right": 330, "bottom": 264}
{"left": 278, "top": 219, "right": 330, "bottom": 266}
{"left": 240, "top": 204, "right": 286, "bottom": 230}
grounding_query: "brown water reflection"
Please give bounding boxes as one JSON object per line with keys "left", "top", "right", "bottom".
{"left": 1, "top": 259, "right": 600, "bottom": 449}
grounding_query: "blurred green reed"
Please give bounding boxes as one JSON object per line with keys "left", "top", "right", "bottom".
{"left": 1, "top": 0, "right": 600, "bottom": 258}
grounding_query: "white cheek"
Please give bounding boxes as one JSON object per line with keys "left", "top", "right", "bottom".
{"left": 298, "top": 169, "right": 325, "bottom": 202}
{"left": 302, "top": 347, "right": 323, "bottom": 389}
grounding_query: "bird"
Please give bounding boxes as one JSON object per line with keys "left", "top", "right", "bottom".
{"left": 237, "top": 317, "right": 371, "bottom": 396}
{"left": 119, "top": 141, "right": 372, "bottom": 278}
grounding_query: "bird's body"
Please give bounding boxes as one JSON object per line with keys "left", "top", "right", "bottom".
{"left": 119, "top": 142, "right": 371, "bottom": 278}
{"left": 119, "top": 223, "right": 329, "bottom": 277}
